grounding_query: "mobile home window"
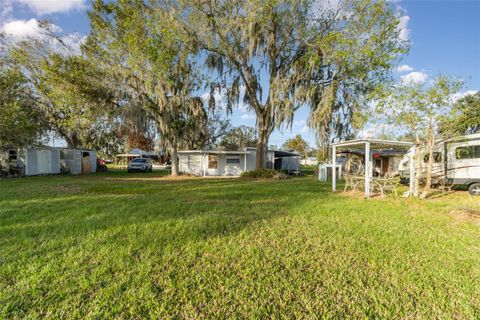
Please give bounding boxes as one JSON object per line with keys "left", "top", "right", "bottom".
{"left": 455, "top": 145, "right": 480, "bottom": 159}
{"left": 208, "top": 155, "right": 218, "bottom": 168}
{"left": 226, "top": 158, "right": 240, "bottom": 164}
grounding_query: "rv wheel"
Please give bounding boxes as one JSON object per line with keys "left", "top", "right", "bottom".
{"left": 468, "top": 183, "right": 480, "bottom": 196}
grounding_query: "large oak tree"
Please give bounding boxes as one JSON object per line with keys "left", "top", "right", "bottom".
{"left": 173, "top": 0, "right": 407, "bottom": 168}
{"left": 88, "top": 0, "right": 208, "bottom": 175}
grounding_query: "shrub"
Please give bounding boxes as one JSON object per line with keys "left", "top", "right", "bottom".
{"left": 240, "top": 169, "right": 288, "bottom": 179}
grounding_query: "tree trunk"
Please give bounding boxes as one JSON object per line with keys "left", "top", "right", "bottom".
{"left": 170, "top": 143, "right": 178, "bottom": 176}
{"left": 423, "top": 129, "right": 434, "bottom": 197}
{"left": 413, "top": 134, "right": 422, "bottom": 198}
{"left": 255, "top": 113, "right": 268, "bottom": 170}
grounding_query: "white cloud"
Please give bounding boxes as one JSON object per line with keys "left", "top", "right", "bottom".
{"left": 60, "top": 32, "right": 86, "bottom": 53}
{"left": 15, "top": 0, "right": 86, "bottom": 15}
{"left": 397, "top": 15, "right": 410, "bottom": 41}
{"left": 0, "top": 18, "right": 56, "bottom": 38}
{"left": 400, "top": 71, "right": 428, "bottom": 85}
{"left": 300, "top": 126, "right": 309, "bottom": 133}
{"left": 293, "top": 119, "right": 306, "bottom": 127}
{"left": 1, "top": 19, "right": 85, "bottom": 54}
{"left": 240, "top": 113, "right": 256, "bottom": 120}
{"left": 396, "top": 64, "right": 413, "bottom": 73}
{"left": 451, "top": 90, "right": 478, "bottom": 102}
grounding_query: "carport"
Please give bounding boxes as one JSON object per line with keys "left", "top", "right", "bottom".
{"left": 271, "top": 150, "right": 300, "bottom": 173}
{"left": 331, "top": 139, "right": 415, "bottom": 198}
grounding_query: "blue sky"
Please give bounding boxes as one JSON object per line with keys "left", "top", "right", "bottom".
{"left": 1, "top": 0, "right": 479, "bottom": 148}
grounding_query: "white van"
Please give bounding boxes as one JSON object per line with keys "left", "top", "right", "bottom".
{"left": 398, "top": 133, "right": 480, "bottom": 195}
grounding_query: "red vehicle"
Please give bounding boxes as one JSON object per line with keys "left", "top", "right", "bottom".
{"left": 96, "top": 158, "right": 108, "bottom": 172}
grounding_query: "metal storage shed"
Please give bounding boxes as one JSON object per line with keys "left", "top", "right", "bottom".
{"left": 3, "top": 147, "right": 61, "bottom": 176}
{"left": 61, "top": 149, "right": 97, "bottom": 174}
{"left": 24, "top": 147, "right": 61, "bottom": 176}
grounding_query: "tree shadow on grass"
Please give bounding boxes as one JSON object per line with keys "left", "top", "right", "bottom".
{"left": 6, "top": 176, "right": 478, "bottom": 319}
{"left": 0, "top": 176, "right": 340, "bottom": 317}
{"left": 0, "top": 176, "right": 332, "bottom": 267}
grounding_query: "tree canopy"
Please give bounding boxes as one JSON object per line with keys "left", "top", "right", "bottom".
{"left": 375, "top": 75, "right": 463, "bottom": 197}
{"left": 0, "top": 60, "right": 46, "bottom": 150}
{"left": 88, "top": 0, "right": 208, "bottom": 174}
{"left": 439, "top": 92, "right": 480, "bottom": 137}
{"left": 282, "top": 135, "right": 310, "bottom": 159}
{"left": 219, "top": 126, "right": 258, "bottom": 151}
{"left": 3, "top": 35, "right": 122, "bottom": 153}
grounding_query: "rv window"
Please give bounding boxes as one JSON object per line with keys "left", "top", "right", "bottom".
{"left": 423, "top": 152, "right": 442, "bottom": 163}
{"left": 456, "top": 146, "right": 480, "bottom": 159}
{"left": 208, "top": 155, "right": 218, "bottom": 169}
{"left": 226, "top": 158, "right": 240, "bottom": 164}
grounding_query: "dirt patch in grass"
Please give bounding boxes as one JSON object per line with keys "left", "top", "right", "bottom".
{"left": 47, "top": 184, "right": 82, "bottom": 194}
{"left": 449, "top": 206, "right": 480, "bottom": 225}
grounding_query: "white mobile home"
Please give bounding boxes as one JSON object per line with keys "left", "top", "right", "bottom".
{"left": 178, "top": 148, "right": 300, "bottom": 177}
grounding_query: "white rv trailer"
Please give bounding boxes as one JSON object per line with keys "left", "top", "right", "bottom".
{"left": 398, "top": 133, "right": 480, "bottom": 195}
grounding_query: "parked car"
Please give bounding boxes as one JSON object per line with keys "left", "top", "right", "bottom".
{"left": 127, "top": 158, "right": 152, "bottom": 173}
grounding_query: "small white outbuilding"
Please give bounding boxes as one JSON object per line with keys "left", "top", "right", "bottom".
{"left": 4, "top": 147, "right": 61, "bottom": 176}
{"left": 178, "top": 148, "right": 300, "bottom": 176}
{"left": 2, "top": 146, "right": 97, "bottom": 176}
{"left": 60, "top": 149, "right": 97, "bottom": 174}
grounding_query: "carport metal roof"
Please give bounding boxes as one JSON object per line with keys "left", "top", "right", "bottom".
{"left": 272, "top": 150, "right": 300, "bottom": 157}
{"left": 333, "top": 139, "right": 413, "bottom": 149}
{"left": 177, "top": 150, "right": 250, "bottom": 155}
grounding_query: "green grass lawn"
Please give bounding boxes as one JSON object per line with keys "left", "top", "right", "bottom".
{"left": 1, "top": 171, "right": 480, "bottom": 319}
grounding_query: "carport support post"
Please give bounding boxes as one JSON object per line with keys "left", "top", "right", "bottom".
{"left": 203, "top": 153, "right": 206, "bottom": 177}
{"left": 332, "top": 145, "right": 336, "bottom": 192}
{"left": 409, "top": 147, "right": 415, "bottom": 196}
{"left": 365, "top": 142, "right": 371, "bottom": 198}
{"left": 244, "top": 153, "right": 247, "bottom": 172}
